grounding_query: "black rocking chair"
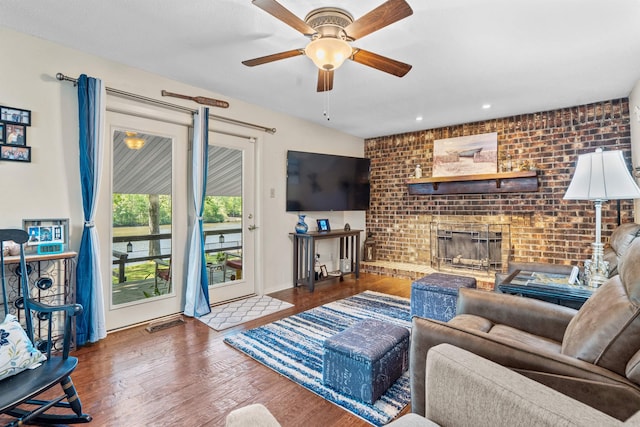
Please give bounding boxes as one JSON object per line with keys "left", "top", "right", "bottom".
{"left": 0, "top": 229, "right": 91, "bottom": 426}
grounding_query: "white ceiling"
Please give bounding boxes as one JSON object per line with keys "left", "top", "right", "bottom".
{"left": 2, "top": 0, "right": 640, "bottom": 139}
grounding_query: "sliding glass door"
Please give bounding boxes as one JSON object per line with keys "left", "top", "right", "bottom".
{"left": 204, "top": 132, "right": 255, "bottom": 304}
{"left": 101, "top": 112, "right": 188, "bottom": 330}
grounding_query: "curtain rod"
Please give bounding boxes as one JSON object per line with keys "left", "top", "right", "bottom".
{"left": 56, "top": 73, "right": 276, "bottom": 134}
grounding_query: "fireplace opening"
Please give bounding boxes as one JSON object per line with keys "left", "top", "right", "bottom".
{"left": 430, "top": 222, "right": 509, "bottom": 272}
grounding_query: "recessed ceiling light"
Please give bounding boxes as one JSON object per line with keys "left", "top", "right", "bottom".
{"left": 416, "top": 116, "right": 423, "bottom": 121}
{"left": 482, "top": 104, "right": 491, "bottom": 109}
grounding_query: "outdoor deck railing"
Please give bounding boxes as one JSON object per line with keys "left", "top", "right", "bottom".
{"left": 112, "top": 228, "right": 242, "bottom": 283}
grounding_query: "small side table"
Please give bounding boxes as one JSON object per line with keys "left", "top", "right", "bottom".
{"left": 498, "top": 269, "right": 596, "bottom": 309}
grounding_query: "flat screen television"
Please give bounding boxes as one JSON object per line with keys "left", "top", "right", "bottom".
{"left": 286, "top": 150, "right": 370, "bottom": 212}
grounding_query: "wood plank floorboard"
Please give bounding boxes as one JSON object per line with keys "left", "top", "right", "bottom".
{"left": 1, "top": 273, "right": 413, "bottom": 427}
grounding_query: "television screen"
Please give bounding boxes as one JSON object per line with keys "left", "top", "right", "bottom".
{"left": 286, "top": 151, "right": 370, "bottom": 212}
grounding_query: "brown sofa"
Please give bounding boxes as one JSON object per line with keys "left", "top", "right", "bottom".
{"left": 226, "top": 344, "right": 638, "bottom": 426}
{"left": 604, "top": 222, "right": 640, "bottom": 277}
{"left": 411, "top": 236, "right": 640, "bottom": 421}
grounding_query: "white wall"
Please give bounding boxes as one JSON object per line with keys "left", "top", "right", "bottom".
{"left": 0, "top": 27, "right": 364, "bottom": 294}
{"left": 629, "top": 80, "right": 640, "bottom": 223}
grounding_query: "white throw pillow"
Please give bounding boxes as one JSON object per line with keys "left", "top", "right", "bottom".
{"left": 0, "top": 314, "right": 47, "bottom": 381}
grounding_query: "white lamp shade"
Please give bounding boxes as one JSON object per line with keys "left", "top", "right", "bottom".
{"left": 564, "top": 148, "right": 640, "bottom": 201}
{"left": 305, "top": 38, "right": 352, "bottom": 71}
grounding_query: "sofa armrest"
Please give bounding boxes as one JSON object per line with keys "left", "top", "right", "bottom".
{"left": 457, "top": 288, "right": 577, "bottom": 342}
{"left": 410, "top": 317, "right": 640, "bottom": 419}
{"left": 424, "top": 344, "right": 620, "bottom": 427}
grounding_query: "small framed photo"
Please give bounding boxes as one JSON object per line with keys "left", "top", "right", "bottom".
{"left": 5, "top": 124, "right": 26, "bottom": 146}
{"left": 320, "top": 265, "right": 328, "bottom": 278}
{"left": 0, "top": 122, "right": 5, "bottom": 143}
{"left": 317, "top": 219, "right": 331, "bottom": 232}
{"left": 0, "top": 105, "right": 31, "bottom": 126}
{"left": 0, "top": 145, "right": 31, "bottom": 162}
{"left": 22, "top": 218, "right": 69, "bottom": 254}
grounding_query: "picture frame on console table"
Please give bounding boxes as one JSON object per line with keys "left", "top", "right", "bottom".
{"left": 22, "top": 218, "right": 69, "bottom": 255}
{"left": 320, "top": 265, "right": 328, "bottom": 278}
{"left": 317, "top": 219, "right": 331, "bottom": 232}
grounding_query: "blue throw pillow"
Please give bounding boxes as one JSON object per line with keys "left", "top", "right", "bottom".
{"left": 0, "top": 314, "right": 47, "bottom": 381}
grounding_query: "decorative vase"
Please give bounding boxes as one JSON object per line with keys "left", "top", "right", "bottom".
{"left": 295, "top": 214, "right": 308, "bottom": 234}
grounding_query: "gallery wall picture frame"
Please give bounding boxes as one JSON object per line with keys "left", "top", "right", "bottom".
{"left": 5, "top": 123, "right": 26, "bottom": 146}
{"left": 0, "top": 105, "right": 31, "bottom": 126}
{"left": 0, "top": 145, "right": 31, "bottom": 162}
{"left": 0, "top": 122, "right": 4, "bottom": 143}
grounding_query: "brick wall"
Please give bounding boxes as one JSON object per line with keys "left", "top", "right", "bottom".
{"left": 364, "top": 98, "right": 634, "bottom": 270}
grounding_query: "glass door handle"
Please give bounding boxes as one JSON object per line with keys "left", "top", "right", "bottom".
{"left": 248, "top": 225, "right": 258, "bottom": 231}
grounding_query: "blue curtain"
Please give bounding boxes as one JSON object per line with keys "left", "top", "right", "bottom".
{"left": 184, "top": 107, "right": 211, "bottom": 317}
{"left": 76, "top": 74, "right": 107, "bottom": 345}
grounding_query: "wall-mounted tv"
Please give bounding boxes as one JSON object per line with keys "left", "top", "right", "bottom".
{"left": 286, "top": 150, "right": 370, "bottom": 212}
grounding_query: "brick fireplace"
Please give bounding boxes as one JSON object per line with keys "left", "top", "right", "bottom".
{"left": 362, "top": 98, "right": 635, "bottom": 289}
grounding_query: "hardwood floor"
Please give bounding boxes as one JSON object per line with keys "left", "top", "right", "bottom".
{"left": 31, "top": 273, "right": 413, "bottom": 426}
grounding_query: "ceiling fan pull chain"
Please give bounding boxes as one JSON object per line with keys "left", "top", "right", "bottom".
{"left": 323, "top": 72, "right": 331, "bottom": 121}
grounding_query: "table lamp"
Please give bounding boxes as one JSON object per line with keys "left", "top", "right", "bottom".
{"left": 564, "top": 148, "right": 640, "bottom": 287}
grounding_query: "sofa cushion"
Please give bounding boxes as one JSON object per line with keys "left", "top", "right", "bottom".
{"left": 489, "top": 325, "right": 562, "bottom": 354}
{"left": 562, "top": 238, "right": 640, "bottom": 377}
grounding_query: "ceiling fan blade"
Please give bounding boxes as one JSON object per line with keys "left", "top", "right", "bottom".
{"left": 242, "top": 49, "right": 304, "bottom": 67}
{"left": 343, "top": 0, "right": 413, "bottom": 40}
{"left": 351, "top": 49, "right": 412, "bottom": 77}
{"left": 251, "top": 0, "right": 316, "bottom": 36}
{"left": 316, "top": 69, "right": 334, "bottom": 92}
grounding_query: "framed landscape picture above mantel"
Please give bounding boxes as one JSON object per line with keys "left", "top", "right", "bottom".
{"left": 433, "top": 132, "right": 498, "bottom": 178}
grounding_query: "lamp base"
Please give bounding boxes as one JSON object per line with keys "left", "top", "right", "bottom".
{"left": 583, "top": 242, "right": 609, "bottom": 288}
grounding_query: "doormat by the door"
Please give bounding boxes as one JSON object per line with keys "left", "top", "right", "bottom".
{"left": 197, "top": 295, "right": 293, "bottom": 331}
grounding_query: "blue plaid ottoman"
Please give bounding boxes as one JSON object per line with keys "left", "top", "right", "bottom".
{"left": 410, "top": 273, "right": 477, "bottom": 321}
{"left": 322, "top": 318, "right": 409, "bottom": 404}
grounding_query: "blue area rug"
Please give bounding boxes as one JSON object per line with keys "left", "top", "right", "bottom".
{"left": 223, "top": 291, "right": 411, "bottom": 426}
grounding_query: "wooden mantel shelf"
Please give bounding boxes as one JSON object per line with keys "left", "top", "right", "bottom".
{"left": 406, "top": 171, "right": 539, "bottom": 195}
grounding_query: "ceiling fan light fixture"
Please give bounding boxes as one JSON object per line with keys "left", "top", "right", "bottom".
{"left": 305, "top": 37, "right": 352, "bottom": 71}
{"left": 124, "top": 131, "right": 145, "bottom": 150}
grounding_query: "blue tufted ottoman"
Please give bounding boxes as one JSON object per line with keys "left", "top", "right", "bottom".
{"left": 322, "top": 318, "right": 409, "bottom": 404}
{"left": 411, "top": 273, "right": 477, "bottom": 322}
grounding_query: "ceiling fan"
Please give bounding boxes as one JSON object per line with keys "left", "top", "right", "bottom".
{"left": 242, "top": 0, "right": 413, "bottom": 92}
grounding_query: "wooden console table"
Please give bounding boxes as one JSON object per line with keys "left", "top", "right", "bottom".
{"left": 290, "top": 230, "right": 361, "bottom": 292}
